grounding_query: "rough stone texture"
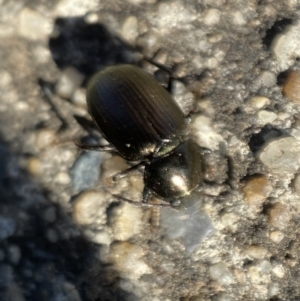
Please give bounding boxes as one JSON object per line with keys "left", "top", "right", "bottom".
{"left": 2, "top": 0, "right": 300, "bottom": 300}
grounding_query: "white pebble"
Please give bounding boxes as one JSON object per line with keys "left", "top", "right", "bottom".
{"left": 192, "top": 115, "right": 225, "bottom": 150}
{"left": 35, "top": 129, "right": 58, "bottom": 149}
{"left": 269, "top": 231, "right": 284, "bottom": 243}
{"left": 257, "top": 110, "right": 277, "bottom": 124}
{"left": 73, "top": 191, "right": 107, "bottom": 226}
{"left": 268, "top": 283, "right": 280, "bottom": 297}
{"left": 55, "top": 67, "right": 85, "bottom": 99}
{"left": 258, "top": 136, "right": 300, "bottom": 173}
{"left": 250, "top": 96, "right": 270, "bottom": 109}
{"left": 203, "top": 9, "right": 221, "bottom": 26}
{"left": 55, "top": 0, "right": 99, "bottom": 17}
{"left": 108, "top": 242, "right": 152, "bottom": 279}
{"left": 111, "top": 202, "right": 144, "bottom": 241}
{"left": 18, "top": 8, "right": 52, "bottom": 40}
{"left": 54, "top": 171, "right": 71, "bottom": 185}
{"left": 272, "top": 21, "right": 300, "bottom": 71}
{"left": 272, "top": 265, "right": 285, "bottom": 278}
{"left": 209, "top": 262, "right": 234, "bottom": 286}
{"left": 121, "top": 16, "right": 138, "bottom": 43}
{"left": 231, "top": 11, "right": 246, "bottom": 26}
{"left": 245, "top": 245, "right": 268, "bottom": 260}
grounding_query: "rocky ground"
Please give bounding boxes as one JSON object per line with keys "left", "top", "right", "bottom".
{"left": 1, "top": 0, "right": 300, "bottom": 300}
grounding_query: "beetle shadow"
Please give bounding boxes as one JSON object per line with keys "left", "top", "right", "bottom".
{"left": 49, "top": 16, "right": 139, "bottom": 81}
{"left": 0, "top": 136, "right": 136, "bottom": 299}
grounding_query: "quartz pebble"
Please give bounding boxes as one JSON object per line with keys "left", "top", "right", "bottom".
{"left": 245, "top": 245, "right": 268, "bottom": 260}
{"left": 272, "top": 21, "right": 300, "bottom": 71}
{"left": 110, "top": 202, "right": 144, "bottom": 241}
{"left": 258, "top": 137, "right": 300, "bottom": 173}
{"left": 269, "top": 231, "right": 284, "bottom": 243}
{"left": 268, "top": 203, "right": 290, "bottom": 229}
{"left": 242, "top": 174, "right": 271, "bottom": 207}
{"left": 27, "top": 157, "right": 43, "bottom": 177}
{"left": 73, "top": 191, "right": 107, "bottom": 226}
{"left": 203, "top": 9, "right": 221, "bottom": 26}
{"left": 192, "top": 115, "right": 225, "bottom": 151}
{"left": 35, "top": 129, "right": 58, "bottom": 149}
{"left": 55, "top": 67, "right": 85, "bottom": 99}
{"left": 161, "top": 201, "right": 215, "bottom": 255}
{"left": 257, "top": 110, "right": 277, "bottom": 124}
{"left": 18, "top": 8, "right": 51, "bottom": 40}
{"left": 272, "top": 265, "right": 285, "bottom": 278}
{"left": 250, "top": 96, "right": 270, "bottom": 109}
{"left": 108, "top": 242, "right": 152, "bottom": 279}
{"left": 121, "top": 16, "right": 138, "bottom": 43}
{"left": 209, "top": 262, "right": 234, "bottom": 286}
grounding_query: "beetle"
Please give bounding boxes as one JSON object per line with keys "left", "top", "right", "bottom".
{"left": 77, "top": 64, "right": 206, "bottom": 207}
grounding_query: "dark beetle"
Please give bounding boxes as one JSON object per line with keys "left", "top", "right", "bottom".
{"left": 78, "top": 64, "right": 205, "bottom": 207}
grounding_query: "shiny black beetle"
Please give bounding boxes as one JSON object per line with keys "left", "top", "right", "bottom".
{"left": 78, "top": 64, "right": 205, "bottom": 207}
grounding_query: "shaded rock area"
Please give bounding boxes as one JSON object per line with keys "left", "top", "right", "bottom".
{"left": 1, "top": 0, "right": 300, "bottom": 300}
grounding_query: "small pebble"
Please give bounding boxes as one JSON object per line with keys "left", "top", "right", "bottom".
{"left": 27, "top": 157, "right": 43, "bottom": 177}
{"left": 245, "top": 245, "right": 268, "bottom": 260}
{"left": 121, "top": 16, "right": 138, "bottom": 43}
{"left": 18, "top": 7, "right": 52, "bottom": 40}
{"left": 257, "top": 110, "right": 277, "bottom": 124}
{"left": 110, "top": 202, "right": 144, "bottom": 241}
{"left": 73, "top": 191, "right": 107, "bottom": 226}
{"left": 272, "top": 265, "right": 285, "bottom": 278}
{"left": 242, "top": 174, "right": 272, "bottom": 207}
{"left": 54, "top": 171, "right": 71, "bottom": 185}
{"left": 35, "top": 129, "right": 58, "bottom": 149}
{"left": 192, "top": 115, "right": 225, "bottom": 151}
{"left": 268, "top": 203, "right": 290, "bottom": 229}
{"left": 209, "top": 262, "right": 234, "bottom": 286}
{"left": 108, "top": 242, "right": 152, "bottom": 279}
{"left": 203, "top": 9, "right": 221, "bottom": 26}
{"left": 161, "top": 201, "right": 215, "bottom": 255}
{"left": 268, "top": 282, "right": 280, "bottom": 298}
{"left": 72, "top": 88, "right": 87, "bottom": 109}
{"left": 250, "top": 96, "right": 270, "bottom": 109}
{"left": 55, "top": 67, "right": 85, "bottom": 99}
{"left": 258, "top": 137, "right": 300, "bottom": 173}
{"left": 220, "top": 212, "right": 239, "bottom": 231}
{"left": 283, "top": 70, "right": 300, "bottom": 103}
{"left": 256, "top": 71, "right": 277, "bottom": 88}
{"left": 71, "top": 151, "right": 102, "bottom": 193}
{"left": 272, "top": 22, "right": 300, "bottom": 71}
{"left": 269, "top": 231, "right": 284, "bottom": 243}
{"left": 231, "top": 11, "right": 246, "bottom": 25}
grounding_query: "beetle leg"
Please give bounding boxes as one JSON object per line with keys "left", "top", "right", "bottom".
{"left": 112, "top": 194, "right": 171, "bottom": 208}
{"left": 75, "top": 140, "right": 115, "bottom": 152}
{"left": 112, "top": 162, "right": 145, "bottom": 181}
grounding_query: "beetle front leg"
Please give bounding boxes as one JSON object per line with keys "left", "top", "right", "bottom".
{"left": 112, "top": 162, "right": 146, "bottom": 181}
{"left": 75, "top": 140, "right": 115, "bottom": 152}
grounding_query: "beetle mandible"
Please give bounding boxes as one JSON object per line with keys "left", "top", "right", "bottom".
{"left": 77, "top": 64, "right": 206, "bottom": 207}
